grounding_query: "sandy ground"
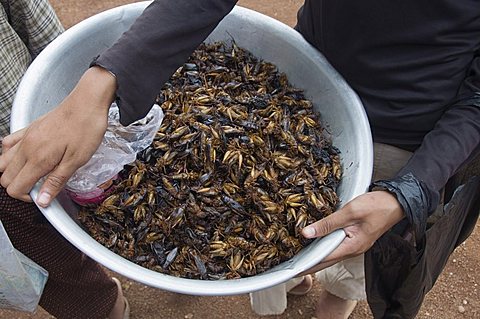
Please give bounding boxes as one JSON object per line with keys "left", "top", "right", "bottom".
{"left": 1, "top": 1, "right": 478, "bottom": 318}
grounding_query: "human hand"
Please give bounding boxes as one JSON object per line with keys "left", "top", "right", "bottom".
{"left": 0, "top": 66, "right": 116, "bottom": 207}
{"left": 299, "top": 190, "right": 405, "bottom": 275}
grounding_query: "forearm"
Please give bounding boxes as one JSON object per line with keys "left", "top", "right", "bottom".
{"left": 372, "top": 96, "right": 480, "bottom": 242}
{"left": 397, "top": 97, "right": 480, "bottom": 210}
{"left": 92, "top": 0, "right": 238, "bottom": 126}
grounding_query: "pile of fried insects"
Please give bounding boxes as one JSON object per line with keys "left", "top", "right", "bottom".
{"left": 78, "top": 41, "right": 342, "bottom": 279}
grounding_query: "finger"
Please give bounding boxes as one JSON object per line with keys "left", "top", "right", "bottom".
{"left": 298, "top": 226, "right": 364, "bottom": 276}
{"left": 4, "top": 160, "right": 51, "bottom": 202}
{"left": 6, "top": 188, "right": 32, "bottom": 202}
{"left": 298, "top": 259, "right": 339, "bottom": 276}
{"left": 298, "top": 237, "right": 359, "bottom": 276}
{"left": 301, "top": 208, "right": 352, "bottom": 239}
{"left": 2, "top": 127, "right": 27, "bottom": 153}
{"left": 0, "top": 143, "right": 25, "bottom": 187}
{"left": 37, "top": 162, "right": 78, "bottom": 207}
{"left": 320, "top": 236, "right": 358, "bottom": 263}
{"left": 0, "top": 142, "right": 21, "bottom": 172}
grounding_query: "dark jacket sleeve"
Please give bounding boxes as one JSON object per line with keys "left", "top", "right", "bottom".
{"left": 379, "top": 54, "right": 480, "bottom": 241}
{"left": 398, "top": 53, "right": 480, "bottom": 206}
{"left": 92, "top": 0, "right": 237, "bottom": 126}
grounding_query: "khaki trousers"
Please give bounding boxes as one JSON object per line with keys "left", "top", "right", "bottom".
{"left": 250, "top": 143, "right": 413, "bottom": 315}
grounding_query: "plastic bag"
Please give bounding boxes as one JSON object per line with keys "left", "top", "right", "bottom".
{"left": 66, "top": 103, "right": 164, "bottom": 205}
{"left": 365, "top": 175, "right": 480, "bottom": 319}
{"left": 0, "top": 220, "right": 48, "bottom": 313}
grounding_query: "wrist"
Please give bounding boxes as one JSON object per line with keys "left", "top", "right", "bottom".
{"left": 371, "top": 189, "right": 405, "bottom": 226}
{"left": 369, "top": 174, "right": 430, "bottom": 244}
{"left": 75, "top": 66, "right": 117, "bottom": 113}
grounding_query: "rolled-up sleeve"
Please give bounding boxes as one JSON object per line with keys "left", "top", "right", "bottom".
{"left": 92, "top": 0, "right": 237, "bottom": 125}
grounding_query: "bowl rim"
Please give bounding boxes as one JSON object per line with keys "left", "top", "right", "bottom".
{"left": 13, "top": 2, "right": 372, "bottom": 295}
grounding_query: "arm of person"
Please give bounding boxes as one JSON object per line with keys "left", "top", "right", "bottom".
{"left": 92, "top": 0, "right": 237, "bottom": 126}
{"left": 300, "top": 53, "right": 480, "bottom": 273}
{"left": 0, "top": 0, "right": 238, "bottom": 206}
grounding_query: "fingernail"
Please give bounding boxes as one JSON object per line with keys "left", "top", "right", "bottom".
{"left": 37, "top": 192, "right": 51, "bottom": 207}
{"left": 302, "top": 226, "right": 316, "bottom": 238}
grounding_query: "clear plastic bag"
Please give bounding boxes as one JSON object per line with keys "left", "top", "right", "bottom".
{"left": 66, "top": 103, "right": 164, "bottom": 205}
{"left": 0, "top": 220, "right": 48, "bottom": 313}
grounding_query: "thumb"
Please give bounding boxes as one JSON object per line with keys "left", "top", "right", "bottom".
{"left": 301, "top": 209, "right": 351, "bottom": 239}
{"left": 36, "top": 164, "right": 76, "bottom": 208}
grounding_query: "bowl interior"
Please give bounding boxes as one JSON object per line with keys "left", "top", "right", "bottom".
{"left": 12, "top": 2, "right": 372, "bottom": 295}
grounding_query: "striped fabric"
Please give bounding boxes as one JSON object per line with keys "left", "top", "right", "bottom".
{"left": 0, "top": 0, "right": 63, "bottom": 138}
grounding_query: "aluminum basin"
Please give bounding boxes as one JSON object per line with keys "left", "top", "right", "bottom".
{"left": 11, "top": 2, "right": 373, "bottom": 295}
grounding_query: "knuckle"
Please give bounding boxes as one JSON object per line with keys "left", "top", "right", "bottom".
{"left": 318, "top": 218, "right": 333, "bottom": 234}
{"left": 37, "top": 157, "right": 57, "bottom": 172}
{"left": 349, "top": 210, "right": 362, "bottom": 221}
{"left": 345, "top": 202, "right": 364, "bottom": 220}
{"left": 2, "top": 135, "right": 14, "bottom": 148}
{"left": 6, "top": 186, "right": 20, "bottom": 201}
{"left": 21, "top": 133, "right": 38, "bottom": 147}
{"left": 345, "top": 198, "right": 359, "bottom": 211}
{"left": 45, "top": 174, "right": 68, "bottom": 190}
{"left": 0, "top": 175, "right": 10, "bottom": 189}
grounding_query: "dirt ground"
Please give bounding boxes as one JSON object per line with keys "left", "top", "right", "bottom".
{"left": 2, "top": 1, "right": 479, "bottom": 318}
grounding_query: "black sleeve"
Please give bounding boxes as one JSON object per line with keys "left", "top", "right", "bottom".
{"left": 91, "top": 0, "right": 238, "bottom": 125}
{"left": 383, "top": 54, "right": 480, "bottom": 241}
{"left": 398, "top": 53, "right": 480, "bottom": 210}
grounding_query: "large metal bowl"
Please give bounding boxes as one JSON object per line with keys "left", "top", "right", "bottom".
{"left": 11, "top": 2, "right": 373, "bottom": 295}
